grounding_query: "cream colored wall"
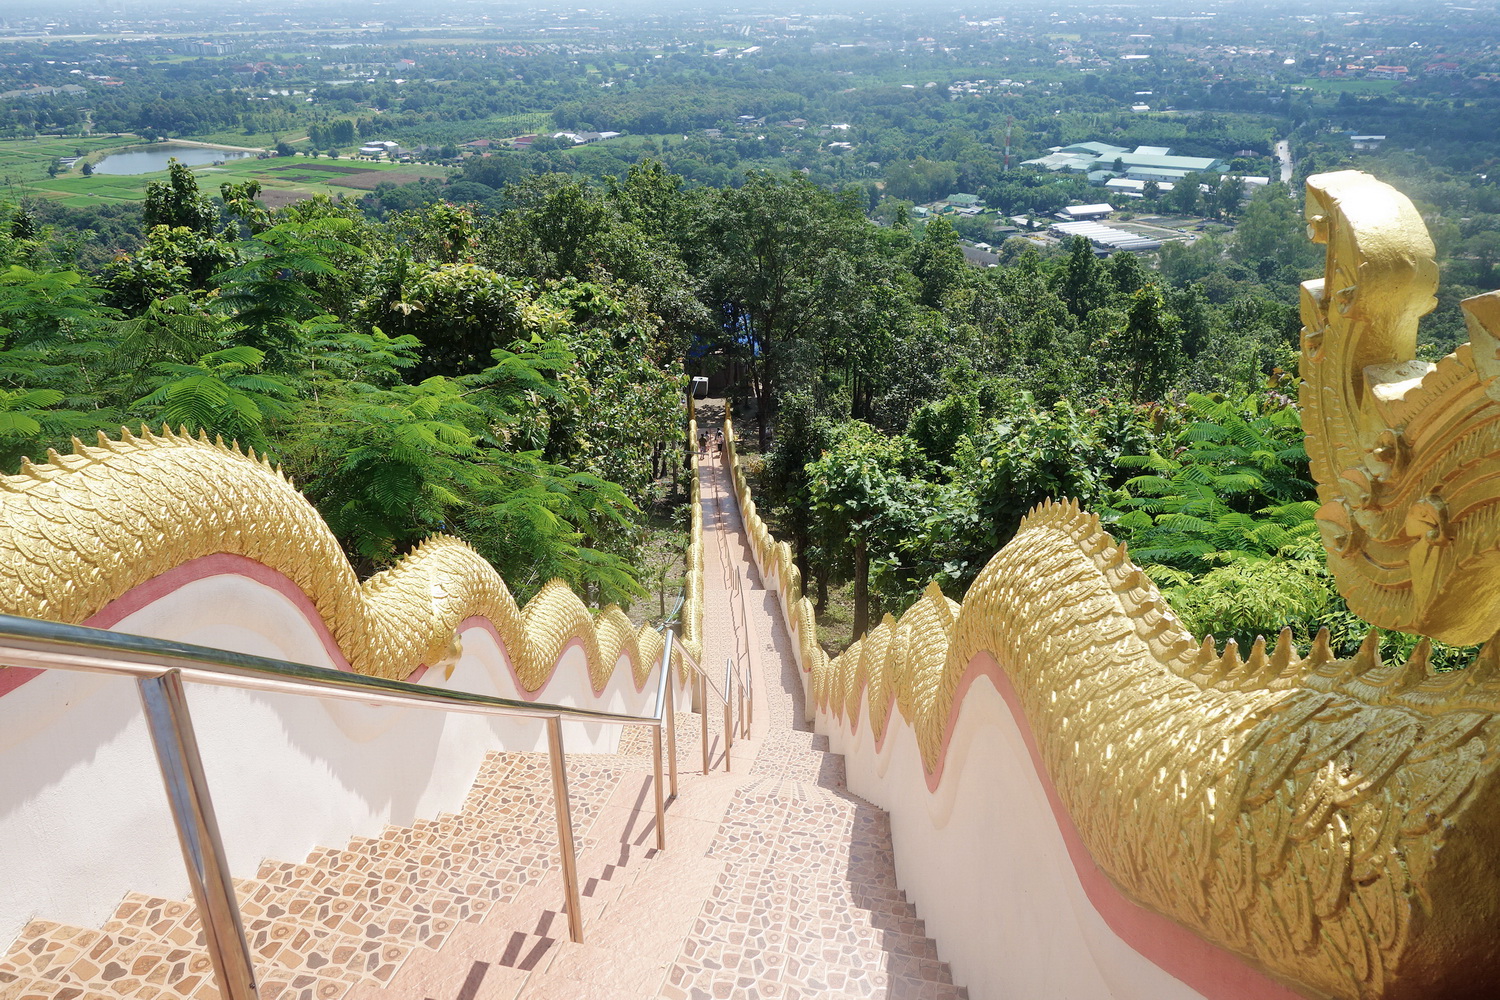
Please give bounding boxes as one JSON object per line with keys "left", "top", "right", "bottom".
{"left": 0, "top": 570, "right": 679, "bottom": 947}
{"left": 734, "top": 485, "right": 1209, "bottom": 999}
{"left": 820, "top": 678, "right": 1205, "bottom": 1000}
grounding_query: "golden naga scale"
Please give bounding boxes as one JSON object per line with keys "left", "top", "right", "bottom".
{"left": 1302, "top": 170, "right": 1500, "bottom": 645}
{"left": 5, "top": 172, "right": 1500, "bottom": 999}
{"left": 732, "top": 171, "right": 1500, "bottom": 1000}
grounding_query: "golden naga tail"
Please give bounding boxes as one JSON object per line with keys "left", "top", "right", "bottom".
{"left": 811, "top": 500, "right": 1500, "bottom": 1000}
{"left": 1302, "top": 170, "right": 1500, "bottom": 645}
{"left": 753, "top": 171, "right": 1500, "bottom": 1000}
{"left": 0, "top": 425, "right": 702, "bottom": 690}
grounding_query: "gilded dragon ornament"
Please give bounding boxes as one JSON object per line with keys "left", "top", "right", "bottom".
{"left": 1302, "top": 170, "right": 1500, "bottom": 645}
{"left": 0, "top": 423, "right": 705, "bottom": 692}
{"left": 724, "top": 172, "right": 1500, "bottom": 1000}
{"left": 4, "top": 170, "right": 1500, "bottom": 999}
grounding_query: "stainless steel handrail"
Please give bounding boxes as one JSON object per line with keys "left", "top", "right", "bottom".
{"left": 734, "top": 579, "right": 754, "bottom": 737}
{"left": 709, "top": 441, "right": 755, "bottom": 741}
{"left": 672, "top": 632, "right": 735, "bottom": 773}
{"left": 671, "top": 638, "right": 731, "bottom": 773}
{"left": 724, "top": 552, "right": 753, "bottom": 740}
{"left": 0, "top": 612, "right": 679, "bottom": 999}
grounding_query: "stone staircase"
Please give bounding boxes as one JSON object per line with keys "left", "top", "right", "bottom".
{"left": 1, "top": 717, "right": 966, "bottom": 1000}
{"left": 1, "top": 449, "right": 969, "bottom": 1000}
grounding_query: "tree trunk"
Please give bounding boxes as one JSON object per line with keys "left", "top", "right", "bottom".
{"left": 852, "top": 535, "right": 869, "bottom": 640}
{"left": 815, "top": 564, "right": 828, "bottom": 613}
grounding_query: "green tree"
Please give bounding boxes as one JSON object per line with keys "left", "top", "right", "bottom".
{"left": 1107, "top": 251, "right": 1149, "bottom": 297}
{"left": 143, "top": 159, "right": 217, "bottom": 234}
{"left": 133, "top": 345, "right": 295, "bottom": 452}
{"left": 0, "top": 386, "right": 65, "bottom": 468}
{"left": 806, "top": 423, "right": 928, "bottom": 637}
{"left": 104, "top": 225, "right": 236, "bottom": 311}
{"left": 918, "top": 398, "right": 1109, "bottom": 595}
{"left": 361, "top": 259, "right": 549, "bottom": 379}
{"left": 1115, "top": 284, "right": 1183, "bottom": 402}
{"left": 1170, "top": 172, "right": 1203, "bottom": 215}
{"left": 0, "top": 265, "right": 117, "bottom": 348}
{"left": 911, "top": 215, "right": 967, "bottom": 307}
{"left": 1108, "top": 392, "right": 1314, "bottom": 572}
{"left": 213, "top": 217, "right": 362, "bottom": 364}
{"left": 1057, "top": 236, "right": 1110, "bottom": 319}
{"left": 220, "top": 180, "right": 271, "bottom": 234}
{"left": 694, "top": 172, "right": 877, "bottom": 449}
{"left": 1233, "top": 182, "right": 1319, "bottom": 278}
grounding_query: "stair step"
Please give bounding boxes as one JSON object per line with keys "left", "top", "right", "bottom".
{"left": 710, "top": 870, "right": 923, "bottom": 928}
{"left": 348, "top": 827, "right": 598, "bottom": 889}
{"left": 256, "top": 861, "right": 494, "bottom": 924}
{"left": 234, "top": 879, "right": 454, "bottom": 952}
{"left": 460, "top": 758, "right": 622, "bottom": 827}
{"left": 366, "top": 818, "right": 561, "bottom": 866}
{"left": 100, "top": 893, "right": 411, "bottom": 989}
{"left": 1, "top": 944, "right": 351, "bottom": 1000}
{"left": 106, "top": 884, "right": 442, "bottom": 956}
{"left": 301, "top": 847, "right": 526, "bottom": 904}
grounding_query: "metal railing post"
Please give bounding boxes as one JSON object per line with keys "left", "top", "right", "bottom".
{"left": 724, "top": 665, "right": 733, "bottom": 773}
{"left": 545, "top": 716, "right": 584, "bottom": 944}
{"left": 651, "top": 724, "right": 667, "bottom": 852}
{"left": 137, "top": 670, "right": 259, "bottom": 1000}
{"left": 665, "top": 656, "right": 679, "bottom": 798}
{"left": 699, "top": 670, "right": 710, "bottom": 775}
{"left": 740, "top": 585, "right": 754, "bottom": 735}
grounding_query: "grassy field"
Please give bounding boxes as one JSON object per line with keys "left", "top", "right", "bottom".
{"left": 0, "top": 135, "right": 142, "bottom": 185}
{"left": 4, "top": 150, "right": 450, "bottom": 208}
{"left": 1299, "top": 77, "right": 1401, "bottom": 96}
{"left": 186, "top": 127, "right": 306, "bottom": 149}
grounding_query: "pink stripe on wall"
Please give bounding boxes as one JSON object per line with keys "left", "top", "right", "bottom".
{"left": 927, "top": 651, "right": 1304, "bottom": 1000}
{"left": 0, "top": 558, "right": 644, "bottom": 703}
{"left": 0, "top": 554, "right": 355, "bottom": 698}
{"left": 454, "top": 618, "right": 649, "bottom": 698}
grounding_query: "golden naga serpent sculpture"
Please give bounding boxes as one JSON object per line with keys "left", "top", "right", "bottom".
{"left": 725, "top": 171, "right": 1500, "bottom": 1000}
{"left": 1302, "top": 171, "right": 1500, "bottom": 645}
{"left": 2, "top": 170, "right": 1499, "bottom": 998}
{"left": 0, "top": 422, "right": 704, "bottom": 691}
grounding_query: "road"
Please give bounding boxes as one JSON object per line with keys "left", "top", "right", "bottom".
{"left": 1276, "top": 139, "right": 1294, "bottom": 183}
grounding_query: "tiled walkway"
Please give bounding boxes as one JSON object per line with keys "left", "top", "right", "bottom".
{"left": 0, "top": 421, "right": 965, "bottom": 1000}
{"left": 642, "top": 445, "right": 965, "bottom": 1000}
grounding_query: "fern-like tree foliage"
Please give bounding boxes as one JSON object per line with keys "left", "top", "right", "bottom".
{"left": 1104, "top": 392, "right": 1479, "bottom": 666}
{"left": 133, "top": 345, "right": 295, "bottom": 453}
{"left": 1107, "top": 392, "right": 1315, "bottom": 573}
{"left": 0, "top": 387, "right": 73, "bottom": 469}
{"left": 296, "top": 351, "right": 642, "bottom": 603}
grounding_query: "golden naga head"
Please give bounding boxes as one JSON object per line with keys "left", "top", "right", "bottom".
{"left": 1302, "top": 171, "right": 1500, "bottom": 645}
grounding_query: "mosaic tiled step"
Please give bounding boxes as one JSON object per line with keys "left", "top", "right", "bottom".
{"left": 0, "top": 908, "right": 403, "bottom": 1000}
{"left": 662, "top": 776, "right": 967, "bottom": 1000}
{"left": 104, "top": 893, "right": 412, "bottom": 989}
{"left": 365, "top": 816, "right": 563, "bottom": 870}
{"left": 0, "top": 920, "right": 222, "bottom": 1000}
{"left": 459, "top": 754, "right": 622, "bottom": 825}
{"left": 0, "top": 747, "right": 640, "bottom": 1000}
{"left": 614, "top": 709, "right": 735, "bottom": 774}
{"left": 232, "top": 878, "right": 457, "bottom": 952}
{"left": 254, "top": 860, "right": 495, "bottom": 926}
{"left": 300, "top": 843, "right": 530, "bottom": 907}
{"left": 709, "top": 868, "right": 932, "bottom": 947}
{"left": 352, "top": 825, "right": 556, "bottom": 873}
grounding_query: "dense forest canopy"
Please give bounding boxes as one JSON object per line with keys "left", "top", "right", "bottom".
{"left": 0, "top": 0, "right": 1496, "bottom": 659}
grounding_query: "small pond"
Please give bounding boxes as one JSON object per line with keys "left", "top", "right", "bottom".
{"left": 92, "top": 143, "right": 258, "bottom": 176}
